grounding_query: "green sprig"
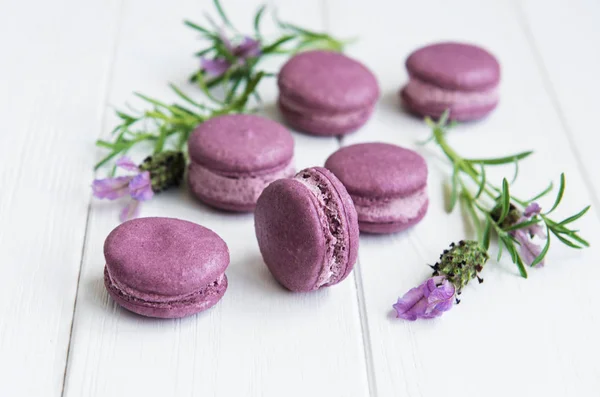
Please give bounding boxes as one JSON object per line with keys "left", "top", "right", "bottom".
{"left": 185, "top": 0, "right": 348, "bottom": 99}
{"left": 424, "top": 110, "right": 590, "bottom": 278}
{"left": 95, "top": 72, "right": 264, "bottom": 172}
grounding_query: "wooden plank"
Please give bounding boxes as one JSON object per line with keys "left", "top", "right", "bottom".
{"left": 518, "top": 0, "right": 600, "bottom": 209}
{"left": 326, "top": 0, "right": 600, "bottom": 395}
{"left": 0, "top": 1, "right": 122, "bottom": 396}
{"left": 62, "top": 1, "right": 369, "bottom": 396}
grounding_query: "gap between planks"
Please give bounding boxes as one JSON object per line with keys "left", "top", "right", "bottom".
{"left": 336, "top": 131, "right": 377, "bottom": 397}
{"left": 60, "top": 2, "right": 126, "bottom": 395}
{"left": 352, "top": 258, "right": 379, "bottom": 397}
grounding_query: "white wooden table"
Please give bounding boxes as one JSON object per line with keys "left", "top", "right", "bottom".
{"left": 1, "top": 0, "right": 599, "bottom": 396}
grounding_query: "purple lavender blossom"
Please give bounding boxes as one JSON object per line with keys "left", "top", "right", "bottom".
{"left": 523, "top": 202, "right": 541, "bottom": 218}
{"left": 128, "top": 172, "right": 153, "bottom": 201}
{"left": 510, "top": 202, "right": 546, "bottom": 267}
{"left": 393, "top": 276, "right": 455, "bottom": 321}
{"left": 513, "top": 229, "right": 544, "bottom": 266}
{"left": 119, "top": 200, "right": 141, "bottom": 222}
{"left": 92, "top": 157, "right": 154, "bottom": 222}
{"left": 230, "top": 37, "right": 261, "bottom": 58}
{"left": 115, "top": 157, "right": 140, "bottom": 172}
{"left": 201, "top": 58, "right": 232, "bottom": 76}
{"left": 91, "top": 176, "right": 133, "bottom": 200}
{"left": 201, "top": 36, "right": 261, "bottom": 77}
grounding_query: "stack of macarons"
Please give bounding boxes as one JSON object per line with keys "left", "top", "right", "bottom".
{"left": 325, "top": 143, "right": 428, "bottom": 234}
{"left": 102, "top": 42, "right": 502, "bottom": 314}
{"left": 187, "top": 114, "right": 295, "bottom": 212}
{"left": 104, "top": 217, "right": 229, "bottom": 318}
{"left": 400, "top": 42, "right": 501, "bottom": 121}
{"left": 277, "top": 50, "right": 380, "bottom": 136}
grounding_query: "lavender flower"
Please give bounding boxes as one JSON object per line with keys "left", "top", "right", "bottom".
{"left": 510, "top": 203, "right": 546, "bottom": 267}
{"left": 393, "top": 276, "right": 455, "bottom": 321}
{"left": 128, "top": 172, "right": 153, "bottom": 201}
{"left": 425, "top": 113, "right": 590, "bottom": 279}
{"left": 229, "top": 37, "right": 261, "bottom": 58}
{"left": 394, "top": 241, "right": 489, "bottom": 321}
{"left": 491, "top": 202, "right": 546, "bottom": 268}
{"left": 92, "top": 151, "right": 185, "bottom": 222}
{"left": 120, "top": 200, "right": 142, "bottom": 222}
{"left": 523, "top": 202, "right": 541, "bottom": 218}
{"left": 91, "top": 176, "right": 134, "bottom": 200}
{"left": 92, "top": 157, "right": 154, "bottom": 222}
{"left": 200, "top": 58, "right": 232, "bottom": 77}
{"left": 201, "top": 36, "right": 261, "bottom": 77}
{"left": 115, "top": 156, "right": 139, "bottom": 172}
{"left": 513, "top": 229, "right": 544, "bottom": 267}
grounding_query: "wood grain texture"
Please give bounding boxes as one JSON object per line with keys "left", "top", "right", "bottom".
{"left": 61, "top": 1, "right": 369, "bottom": 396}
{"left": 0, "top": 1, "right": 122, "bottom": 396}
{"left": 326, "top": 0, "right": 600, "bottom": 396}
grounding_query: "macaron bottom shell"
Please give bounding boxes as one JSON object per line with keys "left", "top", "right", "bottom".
{"left": 104, "top": 267, "right": 228, "bottom": 319}
{"left": 358, "top": 199, "right": 429, "bottom": 234}
{"left": 400, "top": 89, "right": 498, "bottom": 122}
{"left": 188, "top": 161, "right": 296, "bottom": 212}
{"left": 276, "top": 50, "right": 380, "bottom": 137}
{"left": 352, "top": 187, "right": 429, "bottom": 234}
{"left": 278, "top": 98, "right": 375, "bottom": 136}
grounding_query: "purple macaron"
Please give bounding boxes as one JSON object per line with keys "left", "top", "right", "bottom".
{"left": 188, "top": 114, "right": 295, "bottom": 212}
{"left": 277, "top": 50, "right": 380, "bottom": 136}
{"left": 401, "top": 42, "right": 500, "bottom": 121}
{"left": 325, "top": 143, "right": 428, "bottom": 234}
{"left": 254, "top": 167, "right": 359, "bottom": 292}
{"left": 103, "top": 217, "right": 229, "bottom": 318}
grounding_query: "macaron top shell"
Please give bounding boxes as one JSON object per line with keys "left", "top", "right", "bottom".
{"left": 254, "top": 167, "right": 359, "bottom": 291}
{"left": 325, "top": 143, "right": 427, "bottom": 197}
{"left": 255, "top": 178, "right": 327, "bottom": 290}
{"left": 278, "top": 50, "right": 380, "bottom": 112}
{"left": 188, "top": 114, "right": 294, "bottom": 175}
{"left": 104, "top": 217, "right": 229, "bottom": 296}
{"left": 406, "top": 42, "right": 500, "bottom": 91}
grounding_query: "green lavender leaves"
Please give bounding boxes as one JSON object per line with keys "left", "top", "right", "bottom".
{"left": 95, "top": 72, "right": 264, "bottom": 172}
{"left": 425, "top": 110, "right": 590, "bottom": 277}
{"left": 185, "top": 0, "right": 347, "bottom": 99}
{"left": 465, "top": 151, "right": 533, "bottom": 165}
{"left": 96, "top": 0, "right": 346, "bottom": 173}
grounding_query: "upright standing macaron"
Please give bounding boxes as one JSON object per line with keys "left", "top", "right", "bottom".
{"left": 277, "top": 50, "right": 380, "bottom": 136}
{"left": 254, "top": 167, "right": 359, "bottom": 292}
{"left": 400, "top": 42, "right": 500, "bottom": 121}
{"left": 103, "top": 217, "right": 229, "bottom": 318}
{"left": 325, "top": 143, "right": 428, "bottom": 234}
{"left": 188, "top": 114, "right": 295, "bottom": 212}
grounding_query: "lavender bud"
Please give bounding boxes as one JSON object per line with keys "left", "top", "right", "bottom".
{"left": 435, "top": 240, "right": 489, "bottom": 291}
{"left": 490, "top": 203, "right": 521, "bottom": 229}
{"left": 138, "top": 151, "right": 186, "bottom": 193}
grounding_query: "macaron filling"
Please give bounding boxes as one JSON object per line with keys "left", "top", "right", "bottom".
{"left": 104, "top": 266, "right": 226, "bottom": 308}
{"left": 403, "top": 77, "right": 499, "bottom": 108}
{"left": 276, "top": 50, "right": 379, "bottom": 135}
{"left": 294, "top": 169, "right": 348, "bottom": 287}
{"left": 188, "top": 159, "right": 295, "bottom": 209}
{"left": 351, "top": 187, "right": 428, "bottom": 223}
